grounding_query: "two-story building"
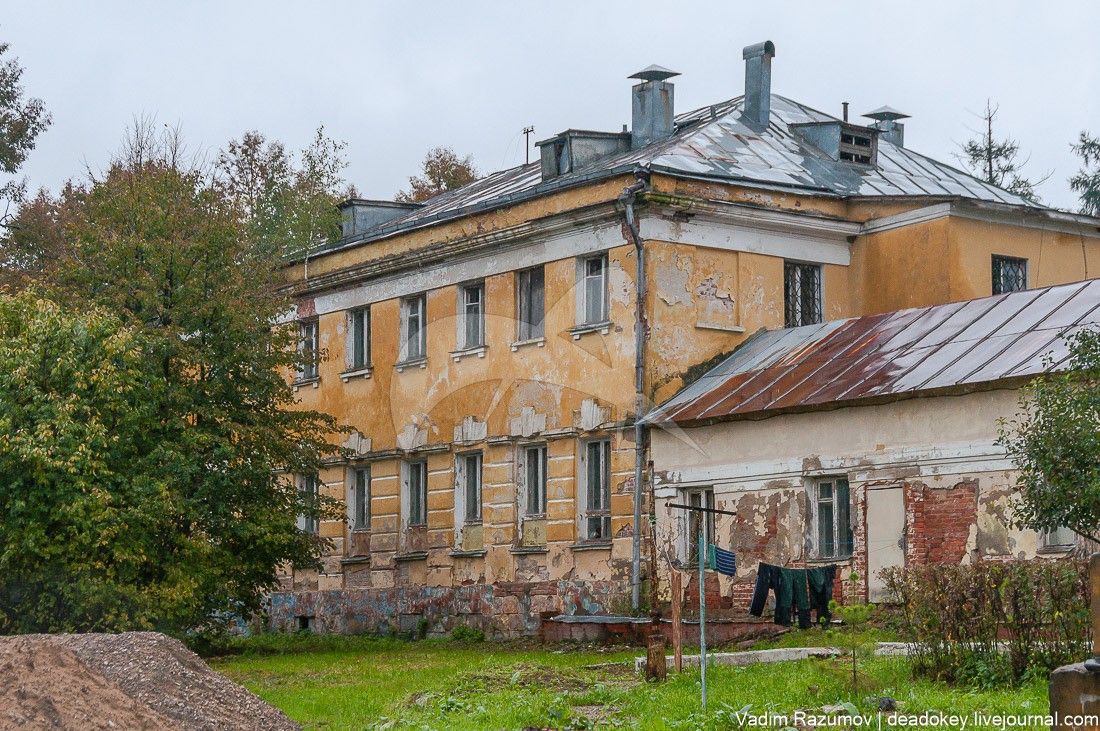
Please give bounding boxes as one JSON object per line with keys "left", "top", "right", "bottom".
{"left": 271, "top": 40, "right": 1100, "bottom": 636}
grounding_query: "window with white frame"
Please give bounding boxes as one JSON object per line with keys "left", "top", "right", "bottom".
{"left": 685, "top": 487, "right": 715, "bottom": 565}
{"left": 1041, "top": 525, "right": 1076, "bottom": 550}
{"left": 580, "top": 254, "right": 609, "bottom": 325}
{"left": 297, "top": 474, "right": 319, "bottom": 534}
{"left": 457, "top": 452, "right": 482, "bottom": 523}
{"left": 400, "top": 295, "right": 426, "bottom": 361}
{"left": 992, "top": 255, "right": 1028, "bottom": 295}
{"left": 784, "top": 261, "right": 822, "bottom": 328}
{"left": 516, "top": 266, "right": 545, "bottom": 340}
{"left": 582, "top": 440, "right": 611, "bottom": 541}
{"left": 813, "top": 477, "right": 853, "bottom": 558}
{"left": 458, "top": 282, "right": 485, "bottom": 349}
{"left": 297, "top": 320, "right": 319, "bottom": 380}
{"left": 350, "top": 466, "right": 370, "bottom": 531}
{"left": 348, "top": 307, "right": 370, "bottom": 370}
{"left": 522, "top": 444, "right": 548, "bottom": 516}
{"left": 405, "top": 460, "right": 427, "bottom": 526}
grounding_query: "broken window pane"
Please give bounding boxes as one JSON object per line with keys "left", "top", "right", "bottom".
{"left": 297, "top": 320, "right": 319, "bottom": 380}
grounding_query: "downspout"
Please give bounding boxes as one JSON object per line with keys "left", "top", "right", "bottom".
{"left": 620, "top": 167, "right": 650, "bottom": 612}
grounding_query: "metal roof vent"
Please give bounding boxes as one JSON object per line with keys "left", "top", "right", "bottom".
{"left": 863, "top": 106, "right": 910, "bottom": 147}
{"left": 629, "top": 65, "right": 679, "bottom": 150}
{"left": 742, "top": 41, "right": 775, "bottom": 130}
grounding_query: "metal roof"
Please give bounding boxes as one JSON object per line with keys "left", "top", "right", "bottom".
{"left": 312, "top": 94, "right": 1050, "bottom": 256}
{"left": 645, "top": 279, "right": 1100, "bottom": 426}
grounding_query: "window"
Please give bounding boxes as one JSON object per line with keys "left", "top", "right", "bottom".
{"left": 839, "top": 127, "right": 875, "bottom": 165}
{"left": 516, "top": 266, "right": 545, "bottom": 340}
{"left": 814, "top": 477, "right": 853, "bottom": 559}
{"left": 685, "top": 488, "right": 715, "bottom": 565}
{"left": 523, "top": 444, "right": 548, "bottom": 516}
{"left": 348, "top": 307, "right": 370, "bottom": 370}
{"left": 583, "top": 440, "right": 611, "bottom": 541}
{"left": 784, "top": 261, "right": 822, "bottom": 328}
{"left": 1041, "top": 526, "right": 1076, "bottom": 550}
{"left": 581, "top": 254, "right": 609, "bottom": 325}
{"left": 350, "top": 466, "right": 370, "bottom": 531}
{"left": 297, "top": 474, "right": 319, "bottom": 534}
{"left": 459, "top": 282, "right": 485, "bottom": 349}
{"left": 459, "top": 453, "right": 482, "bottom": 523}
{"left": 405, "top": 460, "right": 427, "bottom": 526}
{"left": 992, "top": 255, "right": 1028, "bottom": 295}
{"left": 297, "top": 320, "right": 319, "bottom": 380}
{"left": 400, "top": 295, "right": 426, "bottom": 361}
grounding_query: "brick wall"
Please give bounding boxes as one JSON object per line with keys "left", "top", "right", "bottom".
{"left": 905, "top": 479, "right": 978, "bottom": 565}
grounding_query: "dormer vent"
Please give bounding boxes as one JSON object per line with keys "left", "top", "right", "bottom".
{"left": 790, "top": 120, "right": 880, "bottom": 167}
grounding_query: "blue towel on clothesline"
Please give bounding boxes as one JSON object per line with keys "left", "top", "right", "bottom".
{"left": 707, "top": 544, "right": 737, "bottom": 576}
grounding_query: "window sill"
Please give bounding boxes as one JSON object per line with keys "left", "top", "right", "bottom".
{"left": 695, "top": 321, "right": 746, "bottom": 334}
{"left": 511, "top": 546, "right": 549, "bottom": 555}
{"left": 393, "top": 550, "right": 429, "bottom": 562}
{"left": 570, "top": 540, "right": 612, "bottom": 552}
{"left": 510, "top": 337, "right": 546, "bottom": 352}
{"left": 339, "top": 366, "right": 372, "bottom": 382}
{"left": 394, "top": 357, "right": 427, "bottom": 373}
{"left": 349, "top": 528, "right": 371, "bottom": 535}
{"left": 449, "top": 549, "right": 487, "bottom": 558}
{"left": 450, "top": 345, "right": 487, "bottom": 362}
{"left": 292, "top": 376, "right": 320, "bottom": 392}
{"left": 569, "top": 321, "right": 612, "bottom": 340}
{"left": 1037, "top": 545, "right": 1075, "bottom": 555}
{"left": 806, "top": 555, "right": 852, "bottom": 564}
{"left": 340, "top": 556, "right": 370, "bottom": 566}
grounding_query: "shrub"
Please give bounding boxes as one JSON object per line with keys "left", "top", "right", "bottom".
{"left": 450, "top": 625, "right": 485, "bottom": 642}
{"left": 883, "top": 559, "right": 1089, "bottom": 686}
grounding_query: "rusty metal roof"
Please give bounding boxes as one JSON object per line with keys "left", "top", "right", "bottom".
{"left": 645, "top": 279, "right": 1100, "bottom": 426}
{"left": 312, "top": 95, "right": 1051, "bottom": 256}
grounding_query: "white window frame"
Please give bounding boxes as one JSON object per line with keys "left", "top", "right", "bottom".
{"left": 520, "top": 443, "right": 548, "bottom": 517}
{"left": 297, "top": 319, "right": 319, "bottom": 381}
{"left": 1041, "top": 525, "right": 1077, "bottom": 551}
{"left": 580, "top": 439, "right": 611, "bottom": 541}
{"left": 296, "top": 474, "right": 319, "bottom": 534}
{"left": 454, "top": 452, "right": 483, "bottom": 525}
{"left": 400, "top": 295, "right": 426, "bottom": 362}
{"left": 348, "top": 465, "right": 370, "bottom": 532}
{"left": 347, "top": 306, "right": 370, "bottom": 371}
{"left": 577, "top": 253, "right": 609, "bottom": 326}
{"left": 683, "top": 487, "right": 715, "bottom": 565}
{"left": 516, "top": 266, "right": 545, "bottom": 341}
{"left": 402, "top": 459, "right": 428, "bottom": 528}
{"left": 811, "top": 476, "right": 853, "bottom": 559}
{"left": 457, "top": 282, "right": 485, "bottom": 349}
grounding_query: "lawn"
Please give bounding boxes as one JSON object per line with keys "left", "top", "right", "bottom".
{"left": 210, "top": 631, "right": 1050, "bottom": 730}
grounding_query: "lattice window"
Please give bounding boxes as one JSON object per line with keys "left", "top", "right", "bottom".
{"left": 992, "top": 255, "right": 1028, "bottom": 295}
{"left": 784, "top": 261, "right": 823, "bottom": 327}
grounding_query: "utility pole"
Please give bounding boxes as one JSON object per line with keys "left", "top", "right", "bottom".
{"left": 523, "top": 126, "right": 535, "bottom": 164}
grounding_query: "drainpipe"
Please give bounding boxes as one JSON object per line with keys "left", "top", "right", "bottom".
{"left": 619, "top": 168, "right": 650, "bottom": 612}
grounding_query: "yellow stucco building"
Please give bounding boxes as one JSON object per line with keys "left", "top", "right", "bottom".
{"left": 271, "top": 42, "right": 1100, "bottom": 636}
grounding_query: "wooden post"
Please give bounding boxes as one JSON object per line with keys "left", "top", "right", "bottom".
{"left": 670, "top": 568, "right": 683, "bottom": 672}
{"left": 1089, "top": 553, "right": 1100, "bottom": 669}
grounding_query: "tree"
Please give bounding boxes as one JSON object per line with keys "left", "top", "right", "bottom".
{"left": 1070, "top": 131, "right": 1100, "bottom": 217}
{"left": 396, "top": 146, "right": 478, "bottom": 203}
{"left": 0, "top": 124, "right": 344, "bottom": 634}
{"left": 999, "top": 328, "right": 1100, "bottom": 544}
{"left": 957, "top": 101, "right": 1047, "bottom": 202}
{"left": 0, "top": 185, "right": 76, "bottom": 291}
{"left": 217, "top": 126, "right": 350, "bottom": 257}
{"left": 0, "top": 41, "right": 51, "bottom": 223}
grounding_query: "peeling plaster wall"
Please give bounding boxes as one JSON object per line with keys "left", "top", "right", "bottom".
{"left": 650, "top": 388, "right": 1072, "bottom": 609}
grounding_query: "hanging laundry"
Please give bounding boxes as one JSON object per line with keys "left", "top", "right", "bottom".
{"left": 807, "top": 564, "right": 838, "bottom": 625}
{"left": 706, "top": 544, "right": 737, "bottom": 576}
{"left": 749, "top": 562, "right": 838, "bottom": 628}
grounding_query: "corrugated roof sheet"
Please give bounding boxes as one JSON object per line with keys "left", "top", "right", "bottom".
{"left": 314, "top": 95, "right": 1047, "bottom": 254}
{"left": 645, "top": 279, "right": 1100, "bottom": 426}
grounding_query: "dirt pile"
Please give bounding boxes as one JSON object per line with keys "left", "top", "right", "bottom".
{"left": 0, "top": 631, "right": 299, "bottom": 731}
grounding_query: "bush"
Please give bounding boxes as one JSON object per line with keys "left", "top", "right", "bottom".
{"left": 450, "top": 625, "right": 485, "bottom": 643}
{"left": 883, "top": 560, "right": 1090, "bottom": 686}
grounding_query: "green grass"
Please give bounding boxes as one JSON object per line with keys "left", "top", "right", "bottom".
{"left": 210, "top": 632, "right": 1049, "bottom": 730}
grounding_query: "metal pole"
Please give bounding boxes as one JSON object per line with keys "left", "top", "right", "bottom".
{"left": 698, "top": 528, "right": 707, "bottom": 709}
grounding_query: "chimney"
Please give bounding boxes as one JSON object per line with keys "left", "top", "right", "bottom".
{"left": 742, "top": 41, "right": 776, "bottom": 130}
{"left": 863, "top": 106, "right": 911, "bottom": 147}
{"left": 629, "top": 64, "right": 680, "bottom": 149}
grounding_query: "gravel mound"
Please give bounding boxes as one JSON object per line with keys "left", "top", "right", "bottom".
{"left": 0, "top": 632, "right": 299, "bottom": 731}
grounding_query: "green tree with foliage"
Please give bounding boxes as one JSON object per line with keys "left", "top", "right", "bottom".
{"left": 396, "top": 145, "right": 478, "bottom": 203}
{"left": 1070, "top": 132, "right": 1100, "bottom": 217}
{"left": 957, "top": 101, "right": 1047, "bottom": 202}
{"left": 0, "top": 124, "right": 344, "bottom": 634}
{"left": 999, "top": 328, "right": 1100, "bottom": 543}
{"left": 0, "top": 41, "right": 51, "bottom": 223}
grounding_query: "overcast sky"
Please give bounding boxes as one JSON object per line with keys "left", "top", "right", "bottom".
{"left": 4, "top": 1, "right": 1099, "bottom": 210}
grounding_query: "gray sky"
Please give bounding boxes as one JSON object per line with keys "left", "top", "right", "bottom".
{"left": 4, "top": 1, "right": 1099, "bottom": 210}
